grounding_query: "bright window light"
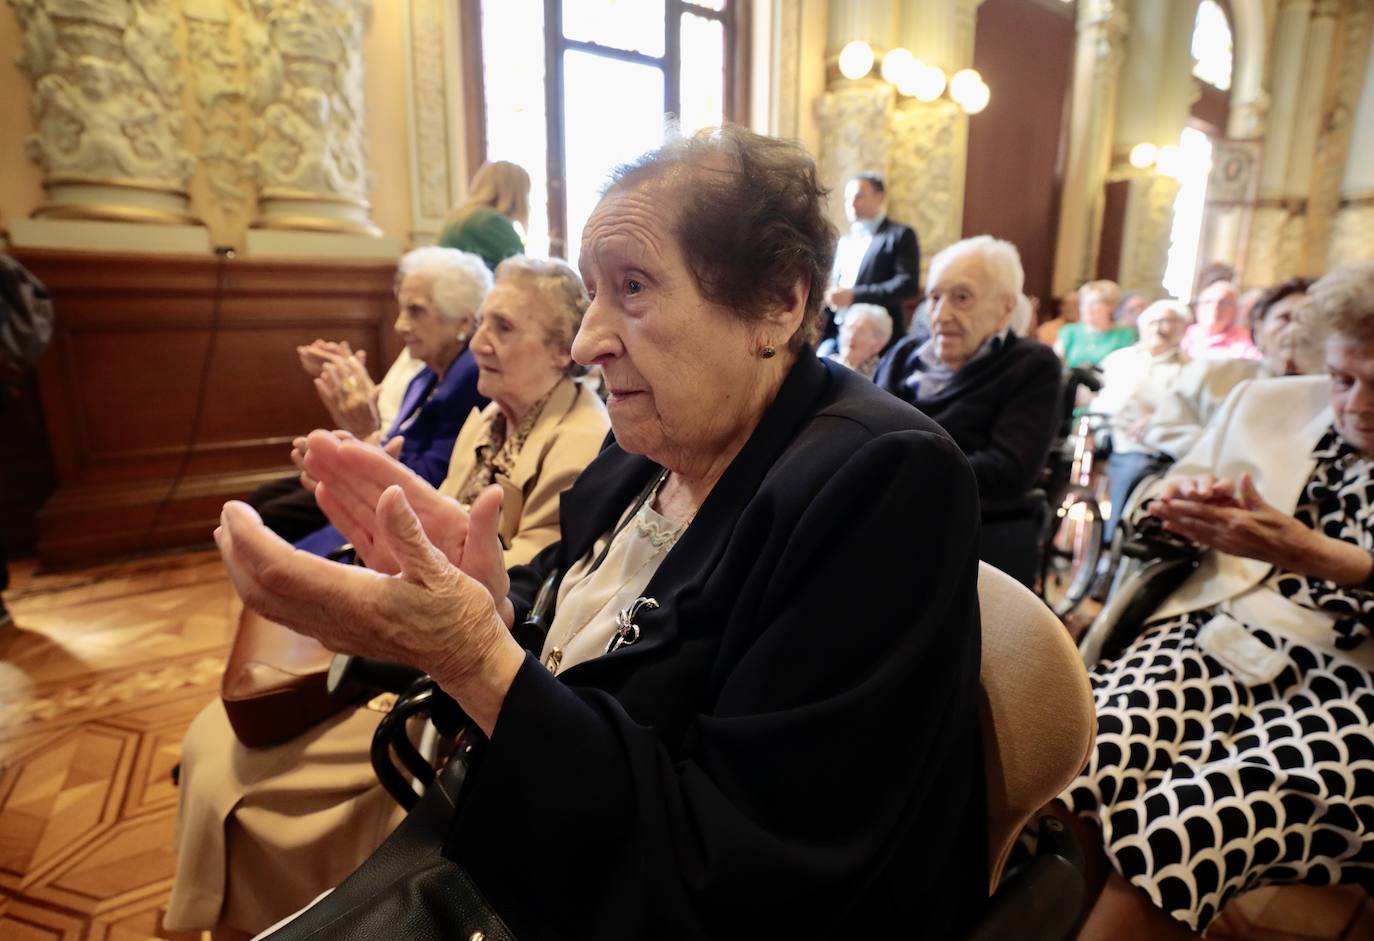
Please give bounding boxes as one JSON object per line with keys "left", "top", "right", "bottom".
{"left": 1163, "top": 127, "right": 1214, "bottom": 301}
{"left": 1191, "top": 0, "right": 1232, "bottom": 92}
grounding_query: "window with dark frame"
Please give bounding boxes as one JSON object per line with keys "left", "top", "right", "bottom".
{"left": 466, "top": 0, "right": 743, "bottom": 264}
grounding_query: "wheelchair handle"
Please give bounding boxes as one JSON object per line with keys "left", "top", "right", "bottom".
{"left": 326, "top": 654, "right": 426, "bottom": 696}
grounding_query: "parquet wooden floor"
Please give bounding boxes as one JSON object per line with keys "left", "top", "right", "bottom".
{"left": 0, "top": 550, "right": 234, "bottom": 941}
{"left": 0, "top": 548, "right": 1368, "bottom": 940}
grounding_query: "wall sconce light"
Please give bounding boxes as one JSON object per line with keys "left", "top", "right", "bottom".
{"left": 949, "top": 68, "right": 991, "bottom": 114}
{"left": 1129, "top": 142, "right": 1159, "bottom": 169}
{"left": 880, "top": 47, "right": 916, "bottom": 87}
{"left": 839, "top": 41, "right": 876, "bottom": 80}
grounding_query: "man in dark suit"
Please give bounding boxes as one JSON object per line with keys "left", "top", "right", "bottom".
{"left": 822, "top": 172, "right": 920, "bottom": 347}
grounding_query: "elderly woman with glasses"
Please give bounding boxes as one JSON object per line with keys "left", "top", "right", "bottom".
{"left": 208, "top": 127, "right": 986, "bottom": 939}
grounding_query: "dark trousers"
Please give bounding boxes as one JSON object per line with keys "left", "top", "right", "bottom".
{"left": 247, "top": 475, "right": 329, "bottom": 543}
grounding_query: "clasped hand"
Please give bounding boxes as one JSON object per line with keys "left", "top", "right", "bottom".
{"left": 1148, "top": 472, "right": 1310, "bottom": 570}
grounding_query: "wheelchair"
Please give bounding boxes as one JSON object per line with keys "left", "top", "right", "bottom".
{"left": 1038, "top": 387, "right": 1112, "bottom": 618}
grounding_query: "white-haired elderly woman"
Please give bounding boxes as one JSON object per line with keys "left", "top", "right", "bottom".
{"left": 1060, "top": 260, "right": 1374, "bottom": 940}
{"left": 1092, "top": 299, "right": 1192, "bottom": 540}
{"left": 248, "top": 247, "right": 492, "bottom": 546}
{"left": 826, "top": 302, "right": 891, "bottom": 378}
{"left": 165, "top": 256, "right": 610, "bottom": 940}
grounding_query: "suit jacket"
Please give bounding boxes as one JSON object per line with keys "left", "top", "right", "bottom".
{"left": 448, "top": 351, "right": 986, "bottom": 939}
{"left": 1142, "top": 376, "right": 1335, "bottom": 622}
{"left": 439, "top": 377, "right": 610, "bottom": 566}
{"left": 827, "top": 218, "right": 921, "bottom": 340}
{"left": 874, "top": 333, "right": 1064, "bottom": 502}
{"left": 1140, "top": 357, "right": 1263, "bottom": 460}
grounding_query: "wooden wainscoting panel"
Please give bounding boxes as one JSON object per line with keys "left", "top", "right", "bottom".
{"left": 11, "top": 249, "right": 399, "bottom": 565}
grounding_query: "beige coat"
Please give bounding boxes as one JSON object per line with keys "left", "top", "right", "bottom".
{"left": 164, "top": 376, "right": 609, "bottom": 935}
{"left": 440, "top": 376, "right": 609, "bottom": 565}
{"left": 1139, "top": 356, "right": 1263, "bottom": 459}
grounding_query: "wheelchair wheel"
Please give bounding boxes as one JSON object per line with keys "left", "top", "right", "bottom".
{"left": 1040, "top": 486, "right": 1104, "bottom": 618}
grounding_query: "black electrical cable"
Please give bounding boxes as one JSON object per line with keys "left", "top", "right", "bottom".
{"left": 141, "top": 246, "right": 234, "bottom": 552}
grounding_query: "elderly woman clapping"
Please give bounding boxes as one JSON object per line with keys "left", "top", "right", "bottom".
{"left": 1063, "top": 261, "right": 1374, "bottom": 939}
{"left": 165, "top": 257, "right": 609, "bottom": 939}
{"left": 248, "top": 248, "right": 490, "bottom": 546}
{"left": 210, "top": 127, "right": 986, "bottom": 938}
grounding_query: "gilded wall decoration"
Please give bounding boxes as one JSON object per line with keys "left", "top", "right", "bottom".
{"left": 408, "top": 0, "right": 453, "bottom": 229}
{"left": 1329, "top": 202, "right": 1374, "bottom": 268}
{"left": 776, "top": 0, "right": 803, "bottom": 140}
{"left": 1117, "top": 171, "right": 1180, "bottom": 298}
{"left": 244, "top": 0, "right": 373, "bottom": 213}
{"left": 185, "top": 0, "right": 253, "bottom": 218}
{"left": 889, "top": 99, "right": 965, "bottom": 266}
{"left": 9, "top": 0, "right": 195, "bottom": 187}
{"left": 815, "top": 84, "right": 891, "bottom": 232}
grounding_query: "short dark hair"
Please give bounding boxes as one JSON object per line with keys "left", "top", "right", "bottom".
{"left": 607, "top": 126, "right": 836, "bottom": 347}
{"left": 853, "top": 171, "right": 885, "bottom": 194}
{"left": 1249, "top": 277, "right": 1313, "bottom": 343}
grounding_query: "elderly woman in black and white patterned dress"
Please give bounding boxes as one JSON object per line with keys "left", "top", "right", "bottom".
{"left": 1060, "top": 260, "right": 1374, "bottom": 940}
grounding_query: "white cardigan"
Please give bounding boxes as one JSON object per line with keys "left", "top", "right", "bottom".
{"left": 1141, "top": 375, "right": 1336, "bottom": 623}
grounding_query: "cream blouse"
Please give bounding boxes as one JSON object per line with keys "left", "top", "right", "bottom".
{"left": 538, "top": 499, "right": 686, "bottom": 675}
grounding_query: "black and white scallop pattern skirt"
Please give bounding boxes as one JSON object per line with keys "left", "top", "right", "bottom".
{"left": 1064, "top": 612, "right": 1374, "bottom": 931}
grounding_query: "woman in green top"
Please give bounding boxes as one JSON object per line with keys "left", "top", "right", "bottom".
{"left": 437, "top": 161, "right": 531, "bottom": 271}
{"left": 1054, "top": 279, "right": 1137, "bottom": 368}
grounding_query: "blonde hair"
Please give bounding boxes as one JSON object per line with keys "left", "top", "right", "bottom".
{"left": 442, "top": 161, "right": 532, "bottom": 233}
{"left": 1079, "top": 279, "right": 1122, "bottom": 309}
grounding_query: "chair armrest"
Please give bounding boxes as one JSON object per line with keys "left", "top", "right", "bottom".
{"left": 964, "top": 817, "right": 1086, "bottom": 941}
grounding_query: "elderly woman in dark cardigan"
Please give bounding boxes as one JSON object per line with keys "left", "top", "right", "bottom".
{"left": 213, "top": 127, "right": 987, "bottom": 938}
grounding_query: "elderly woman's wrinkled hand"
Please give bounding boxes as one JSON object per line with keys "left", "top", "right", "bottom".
{"left": 302, "top": 430, "right": 514, "bottom": 627}
{"left": 297, "top": 339, "right": 362, "bottom": 379}
{"left": 1150, "top": 472, "right": 1312, "bottom": 569}
{"left": 315, "top": 357, "right": 382, "bottom": 439}
{"left": 214, "top": 487, "right": 523, "bottom": 735}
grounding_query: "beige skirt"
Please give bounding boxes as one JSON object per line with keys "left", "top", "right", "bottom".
{"left": 163, "top": 700, "right": 407, "bottom": 936}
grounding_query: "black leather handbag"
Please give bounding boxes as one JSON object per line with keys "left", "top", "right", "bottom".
{"left": 257, "top": 730, "right": 515, "bottom": 941}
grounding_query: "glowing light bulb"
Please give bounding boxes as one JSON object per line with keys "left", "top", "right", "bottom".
{"left": 881, "top": 47, "right": 916, "bottom": 87}
{"left": 960, "top": 79, "right": 990, "bottom": 114}
{"left": 902, "top": 61, "right": 947, "bottom": 102}
{"left": 1129, "top": 142, "right": 1159, "bottom": 169}
{"left": 949, "top": 68, "right": 983, "bottom": 104}
{"left": 838, "top": 41, "right": 876, "bottom": 80}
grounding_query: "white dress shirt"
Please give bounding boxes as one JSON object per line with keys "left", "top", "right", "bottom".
{"left": 831, "top": 215, "right": 883, "bottom": 290}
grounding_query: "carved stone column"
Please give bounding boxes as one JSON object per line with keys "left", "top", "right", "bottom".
{"left": 243, "top": 0, "right": 390, "bottom": 252}
{"left": 1052, "top": 0, "right": 1127, "bottom": 296}
{"left": 1316, "top": 4, "right": 1374, "bottom": 270}
{"left": 6, "top": 0, "right": 208, "bottom": 250}
{"left": 1331, "top": 27, "right": 1374, "bottom": 267}
{"left": 889, "top": 98, "right": 966, "bottom": 263}
{"left": 1244, "top": 0, "right": 1314, "bottom": 284}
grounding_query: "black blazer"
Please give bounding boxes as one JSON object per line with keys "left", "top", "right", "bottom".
{"left": 874, "top": 333, "right": 1063, "bottom": 503}
{"left": 448, "top": 351, "right": 987, "bottom": 939}
{"left": 827, "top": 218, "right": 921, "bottom": 343}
